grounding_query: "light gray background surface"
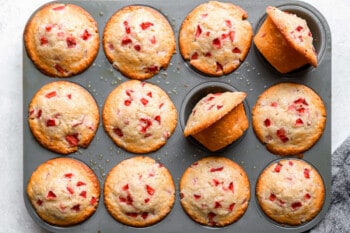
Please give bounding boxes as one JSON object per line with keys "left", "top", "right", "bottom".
{"left": 0, "top": 0, "right": 348, "bottom": 232}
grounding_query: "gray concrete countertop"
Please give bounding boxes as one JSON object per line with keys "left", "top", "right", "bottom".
{"left": 0, "top": 0, "right": 348, "bottom": 232}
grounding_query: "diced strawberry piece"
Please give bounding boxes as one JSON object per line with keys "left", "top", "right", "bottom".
{"left": 146, "top": 185, "right": 155, "bottom": 195}
{"left": 205, "top": 52, "right": 212, "bottom": 57}
{"left": 216, "top": 62, "right": 223, "bottom": 72}
{"left": 144, "top": 65, "right": 158, "bottom": 73}
{"left": 179, "top": 192, "right": 184, "bottom": 199}
{"left": 207, "top": 96, "right": 215, "bottom": 101}
{"left": 108, "top": 43, "right": 114, "bottom": 50}
{"left": 276, "top": 128, "right": 289, "bottom": 143}
{"left": 144, "top": 198, "right": 150, "bottom": 203}
{"left": 229, "top": 31, "right": 235, "bottom": 42}
{"left": 76, "top": 181, "right": 86, "bottom": 186}
{"left": 141, "top": 98, "right": 149, "bottom": 106}
{"left": 140, "top": 22, "right": 154, "bottom": 30}
{"left": 52, "top": 5, "right": 65, "bottom": 11}
{"left": 113, "top": 127, "right": 124, "bottom": 137}
{"left": 90, "top": 196, "right": 97, "bottom": 205}
{"left": 195, "top": 25, "right": 202, "bottom": 38}
{"left": 232, "top": 47, "right": 241, "bottom": 53}
{"left": 45, "top": 24, "right": 55, "bottom": 32}
{"left": 122, "top": 184, "right": 129, "bottom": 191}
{"left": 123, "top": 21, "right": 131, "bottom": 34}
{"left": 289, "top": 161, "right": 294, "bottom": 166}
{"left": 207, "top": 212, "right": 216, "bottom": 226}
{"left": 66, "top": 186, "right": 74, "bottom": 194}
{"left": 217, "top": 105, "right": 223, "bottom": 110}
{"left": 208, "top": 104, "right": 215, "bottom": 111}
{"left": 201, "top": 13, "right": 208, "bottom": 18}
{"left": 79, "top": 191, "right": 87, "bottom": 198}
{"left": 264, "top": 118, "right": 271, "bottom": 127}
{"left": 66, "top": 36, "right": 76, "bottom": 48}
{"left": 308, "top": 31, "right": 312, "bottom": 37}
{"left": 46, "top": 119, "right": 56, "bottom": 127}
{"left": 225, "top": 20, "right": 232, "bottom": 28}
{"left": 212, "top": 38, "right": 221, "bottom": 49}
{"left": 194, "top": 194, "right": 201, "bottom": 200}
{"left": 296, "top": 26, "right": 304, "bottom": 32}
{"left": 228, "top": 203, "right": 235, "bottom": 212}
{"left": 150, "top": 35, "right": 157, "bottom": 44}
{"left": 134, "top": 44, "right": 141, "bottom": 51}
{"left": 45, "top": 91, "right": 56, "bottom": 98}
{"left": 40, "top": 36, "right": 48, "bottom": 45}
{"left": 291, "top": 202, "right": 302, "bottom": 209}
{"left": 140, "top": 118, "right": 152, "bottom": 133}
{"left": 212, "top": 179, "right": 220, "bottom": 186}
{"left": 36, "top": 199, "right": 43, "bottom": 206}
{"left": 294, "top": 98, "right": 309, "bottom": 106}
{"left": 126, "top": 213, "right": 138, "bottom": 218}
{"left": 214, "top": 201, "right": 222, "bottom": 208}
{"left": 141, "top": 212, "right": 148, "bottom": 219}
{"left": 228, "top": 182, "right": 234, "bottom": 193}
{"left": 47, "top": 191, "right": 56, "bottom": 199}
{"left": 65, "top": 134, "right": 79, "bottom": 146}
{"left": 271, "top": 102, "right": 278, "bottom": 107}
{"left": 274, "top": 163, "right": 282, "bottom": 173}
{"left": 304, "top": 193, "right": 311, "bottom": 200}
{"left": 205, "top": 31, "right": 210, "bottom": 36}
{"left": 71, "top": 204, "right": 80, "bottom": 212}
{"left": 210, "top": 166, "right": 224, "bottom": 172}
{"left": 80, "top": 29, "right": 91, "bottom": 40}
{"left": 54, "top": 64, "right": 65, "bottom": 74}
{"left": 155, "top": 115, "right": 161, "bottom": 124}
{"left": 121, "top": 37, "right": 132, "bottom": 45}
{"left": 296, "top": 118, "right": 304, "bottom": 125}
{"left": 191, "top": 52, "right": 198, "bottom": 60}
{"left": 64, "top": 173, "right": 73, "bottom": 178}
{"left": 304, "top": 168, "right": 310, "bottom": 179}
{"left": 269, "top": 193, "right": 276, "bottom": 201}
{"left": 124, "top": 99, "right": 132, "bottom": 106}
{"left": 67, "top": 94, "right": 72, "bottom": 99}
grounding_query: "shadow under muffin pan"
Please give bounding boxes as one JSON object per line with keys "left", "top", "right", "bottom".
{"left": 179, "top": 81, "right": 250, "bottom": 153}
{"left": 253, "top": 3, "right": 328, "bottom": 77}
{"left": 22, "top": 0, "right": 331, "bottom": 233}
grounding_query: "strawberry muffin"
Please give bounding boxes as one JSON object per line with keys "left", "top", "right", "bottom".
{"left": 26, "top": 157, "right": 100, "bottom": 226}
{"left": 28, "top": 81, "right": 99, "bottom": 154}
{"left": 24, "top": 3, "right": 99, "bottom": 77}
{"left": 104, "top": 156, "right": 175, "bottom": 227}
{"left": 103, "top": 5, "right": 176, "bottom": 80}
{"left": 252, "top": 82, "right": 326, "bottom": 156}
{"left": 256, "top": 159, "right": 325, "bottom": 225}
{"left": 179, "top": 1, "right": 253, "bottom": 76}
{"left": 102, "top": 80, "right": 177, "bottom": 153}
{"left": 254, "top": 6, "right": 318, "bottom": 73}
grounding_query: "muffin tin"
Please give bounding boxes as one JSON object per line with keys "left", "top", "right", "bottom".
{"left": 23, "top": 0, "right": 331, "bottom": 232}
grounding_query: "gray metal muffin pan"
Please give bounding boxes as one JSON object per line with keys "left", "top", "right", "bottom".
{"left": 23, "top": 0, "right": 331, "bottom": 232}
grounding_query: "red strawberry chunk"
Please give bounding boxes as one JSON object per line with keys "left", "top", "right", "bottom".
{"left": 45, "top": 91, "right": 56, "bottom": 98}
{"left": 134, "top": 44, "right": 141, "bottom": 51}
{"left": 295, "top": 118, "right": 304, "bottom": 125}
{"left": 80, "top": 29, "right": 91, "bottom": 40}
{"left": 66, "top": 186, "right": 74, "bottom": 194}
{"left": 140, "top": 98, "right": 149, "bottom": 106}
{"left": 212, "top": 179, "right": 221, "bottom": 186}
{"left": 291, "top": 202, "right": 302, "bottom": 210}
{"left": 274, "top": 163, "right": 282, "bottom": 173}
{"left": 225, "top": 20, "right": 232, "bottom": 28}
{"left": 228, "top": 182, "right": 234, "bottom": 193}
{"left": 228, "top": 203, "right": 235, "bottom": 212}
{"left": 232, "top": 47, "right": 241, "bottom": 53}
{"left": 194, "top": 194, "right": 201, "bottom": 200}
{"left": 207, "top": 212, "right": 216, "bottom": 226}
{"left": 40, "top": 36, "right": 48, "bottom": 45}
{"left": 90, "top": 196, "right": 97, "bottom": 205}
{"left": 212, "top": 38, "right": 221, "bottom": 49}
{"left": 146, "top": 185, "right": 155, "bottom": 195}
{"left": 124, "top": 99, "right": 132, "bottom": 106}
{"left": 140, "top": 118, "right": 152, "bottom": 133}
{"left": 141, "top": 212, "right": 149, "bottom": 219}
{"left": 64, "top": 173, "right": 73, "bottom": 178}
{"left": 52, "top": 5, "right": 65, "bottom": 11}
{"left": 155, "top": 115, "right": 161, "bottom": 124}
{"left": 79, "top": 191, "right": 87, "bottom": 198}
{"left": 289, "top": 161, "right": 294, "bottom": 166}
{"left": 264, "top": 118, "right": 271, "bottom": 127}
{"left": 123, "top": 21, "right": 131, "bottom": 34}
{"left": 140, "top": 22, "right": 154, "bottom": 30}
{"left": 150, "top": 35, "right": 157, "bottom": 44}
{"left": 296, "top": 26, "right": 304, "bottom": 32}
{"left": 205, "top": 52, "right": 212, "bottom": 57}
{"left": 210, "top": 166, "right": 224, "bottom": 172}
{"left": 179, "top": 192, "right": 184, "bottom": 199}
{"left": 191, "top": 52, "right": 198, "bottom": 60}
{"left": 47, "top": 191, "right": 56, "bottom": 199}
{"left": 294, "top": 98, "right": 309, "bottom": 106}
{"left": 66, "top": 36, "right": 77, "bottom": 48}
{"left": 304, "top": 168, "right": 310, "bottom": 179}
{"left": 304, "top": 193, "right": 311, "bottom": 200}
{"left": 269, "top": 193, "right": 276, "bottom": 201}
{"left": 195, "top": 25, "right": 202, "bottom": 38}
{"left": 122, "top": 184, "right": 129, "bottom": 191}
{"left": 229, "top": 31, "right": 235, "bottom": 42}
{"left": 276, "top": 128, "right": 289, "bottom": 143}
{"left": 126, "top": 213, "right": 138, "bottom": 218}
{"left": 65, "top": 134, "right": 79, "bottom": 146}
{"left": 46, "top": 119, "right": 56, "bottom": 127}
{"left": 144, "top": 198, "right": 150, "bottom": 203}
{"left": 113, "top": 127, "right": 124, "bottom": 137}
{"left": 121, "top": 37, "right": 132, "bottom": 45}
{"left": 144, "top": 65, "right": 158, "bottom": 73}
{"left": 54, "top": 64, "right": 66, "bottom": 74}
{"left": 36, "top": 199, "right": 43, "bottom": 206}
{"left": 214, "top": 201, "right": 222, "bottom": 208}
{"left": 217, "top": 105, "right": 223, "bottom": 110}
{"left": 71, "top": 204, "right": 80, "bottom": 212}
{"left": 76, "top": 181, "right": 86, "bottom": 186}
{"left": 216, "top": 62, "right": 223, "bottom": 72}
